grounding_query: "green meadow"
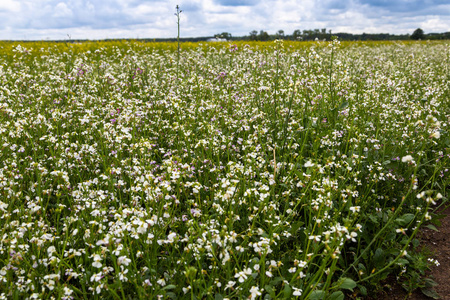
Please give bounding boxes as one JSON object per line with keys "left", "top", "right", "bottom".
{"left": 0, "top": 40, "right": 448, "bottom": 299}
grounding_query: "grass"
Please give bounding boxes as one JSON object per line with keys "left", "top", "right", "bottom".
{"left": 0, "top": 39, "right": 449, "bottom": 299}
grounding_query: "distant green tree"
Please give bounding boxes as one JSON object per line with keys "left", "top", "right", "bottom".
{"left": 216, "top": 32, "right": 232, "bottom": 40}
{"left": 411, "top": 28, "right": 425, "bottom": 40}
{"left": 249, "top": 30, "right": 258, "bottom": 40}
{"left": 303, "top": 30, "right": 312, "bottom": 37}
{"left": 293, "top": 29, "right": 302, "bottom": 40}
{"left": 276, "top": 30, "right": 285, "bottom": 39}
{"left": 259, "top": 30, "right": 270, "bottom": 41}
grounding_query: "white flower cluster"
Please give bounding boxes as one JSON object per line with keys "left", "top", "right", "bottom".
{"left": 0, "top": 40, "right": 447, "bottom": 298}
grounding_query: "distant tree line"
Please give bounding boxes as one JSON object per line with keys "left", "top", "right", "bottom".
{"left": 10, "top": 28, "right": 448, "bottom": 44}
{"left": 120, "top": 28, "right": 450, "bottom": 42}
{"left": 230, "top": 28, "right": 449, "bottom": 41}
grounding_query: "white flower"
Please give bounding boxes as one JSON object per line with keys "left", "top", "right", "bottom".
{"left": 157, "top": 278, "right": 166, "bottom": 286}
{"left": 270, "top": 260, "right": 277, "bottom": 268}
{"left": 349, "top": 206, "right": 360, "bottom": 213}
{"left": 430, "top": 131, "right": 440, "bottom": 139}
{"left": 308, "top": 235, "right": 321, "bottom": 242}
{"left": 401, "top": 155, "right": 414, "bottom": 163}
{"left": 90, "top": 272, "right": 102, "bottom": 282}
{"left": 293, "top": 287, "right": 303, "bottom": 296}
{"left": 224, "top": 281, "right": 236, "bottom": 290}
{"left": 416, "top": 191, "right": 425, "bottom": 199}
{"left": 118, "top": 269, "right": 129, "bottom": 282}
{"left": 428, "top": 258, "right": 440, "bottom": 267}
{"left": 167, "top": 232, "right": 177, "bottom": 243}
{"left": 143, "top": 279, "right": 152, "bottom": 286}
{"left": 92, "top": 254, "right": 102, "bottom": 268}
{"left": 95, "top": 284, "right": 103, "bottom": 294}
{"left": 0, "top": 201, "right": 8, "bottom": 211}
{"left": 234, "top": 268, "right": 252, "bottom": 283}
{"left": 63, "top": 286, "right": 73, "bottom": 297}
{"left": 396, "top": 228, "right": 407, "bottom": 235}
{"left": 249, "top": 286, "right": 262, "bottom": 300}
{"left": 118, "top": 256, "right": 131, "bottom": 266}
{"left": 136, "top": 221, "right": 148, "bottom": 234}
{"left": 349, "top": 231, "right": 358, "bottom": 242}
{"left": 47, "top": 246, "right": 56, "bottom": 256}
{"left": 298, "top": 260, "right": 307, "bottom": 268}
{"left": 304, "top": 160, "right": 314, "bottom": 168}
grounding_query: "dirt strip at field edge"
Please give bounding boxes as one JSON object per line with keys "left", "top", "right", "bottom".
{"left": 378, "top": 204, "right": 450, "bottom": 300}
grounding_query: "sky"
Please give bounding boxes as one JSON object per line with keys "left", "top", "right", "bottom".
{"left": 0, "top": 0, "right": 449, "bottom": 40}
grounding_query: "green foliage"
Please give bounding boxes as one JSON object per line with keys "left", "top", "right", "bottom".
{"left": 411, "top": 28, "right": 425, "bottom": 40}
{"left": 0, "top": 40, "right": 448, "bottom": 299}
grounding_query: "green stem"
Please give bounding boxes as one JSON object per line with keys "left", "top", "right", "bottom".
{"left": 341, "top": 160, "right": 421, "bottom": 278}
{"left": 175, "top": 5, "right": 182, "bottom": 80}
{"left": 358, "top": 204, "right": 429, "bottom": 283}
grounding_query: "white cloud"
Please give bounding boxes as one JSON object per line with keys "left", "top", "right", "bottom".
{"left": 53, "top": 2, "right": 73, "bottom": 18}
{"left": 0, "top": 0, "right": 21, "bottom": 12}
{"left": 421, "top": 16, "right": 450, "bottom": 33}
{"left": 0, "top": 0, "right": 448, "bottom": 40}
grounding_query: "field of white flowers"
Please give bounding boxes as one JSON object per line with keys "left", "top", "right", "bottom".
{"left": 0, "top": 40, "right": 449, "bottom": 299}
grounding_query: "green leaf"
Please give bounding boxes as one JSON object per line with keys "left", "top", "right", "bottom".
{"left": 309, "top": 290, "right": 325, "bottom": 300}
{"left": 338, "top": 101, "right": 349, "bottom": 110}
{"left": 402, "top": 213, "right": 415, "bottom": 224}
{"left": 270, "top": 277, "right": 283, "bottom": 286}
{"left": 433, "top": 182, "right": 442, "bottom": 189}
{"left": 425, "top": 224, "right": 439, "bottom": 232}
{"left": 290, "top": 221, "right": 305, "bottom": 234}
{"left": 382, "top": 159, "right": 391, "bottom": 165}
{"left": 368, "top": 214, "right": 379, "bottom": 224}
{"left": 420, "top": 169, "right": 428, "bottom": 176}
{"left": 215, "top": 294, "right": 224, "bottom": 300}
{"left": 358, "top": 285, "right": 367, "bottom": 296}
{"left": 338, "top": 278, "right": 357, "bottom": 291}
{"left": 421, "top": 287, "right": 440, "bottom": 299}
{"left": 373, "top": 248, "right": 385, "bottom": 268}
{"left": 328, "top": 291, "right": 344, "bottom": 300}
{"left": 386, "top": 232, "right": 396, "bottom": 241}
{"left": 424, "top": 278, "right": 438, "bottom": 288}
{"left": 283, "top": 284, "right": 292, "bottom": 298}
{"left": 395, "top": 213, "right": 415, "bottom": 226}
{"left": 162, "top": 284, "right": 176, "bottom": 290}
{"left": 264, "top": 284, "right": 274, "bottom": 296}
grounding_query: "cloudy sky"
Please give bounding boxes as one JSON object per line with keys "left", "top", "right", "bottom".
{"left": 0, "top": 0, "right": 449, "bottom": 40}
